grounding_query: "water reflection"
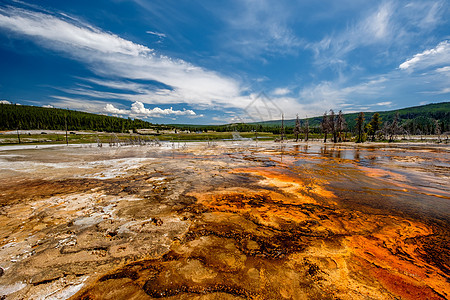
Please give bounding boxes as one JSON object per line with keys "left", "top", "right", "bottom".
{"left": 354, "top": 149, "right": 360, "bottom": 161}
{"left": 303, "top": 144, "right": 309, "bottom": 153}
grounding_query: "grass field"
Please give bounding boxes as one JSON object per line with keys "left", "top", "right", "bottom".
{"left": 1, "top": 130, "right": 446, "bottom": 146}
{"left": 0, "top": 131, "right": 281, "bottom": 145}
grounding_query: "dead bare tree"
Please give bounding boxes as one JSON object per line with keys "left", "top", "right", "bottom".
{"left": 304, "top": 118, "right": 309, "bottom": 142}
{"left": 65, "top": 114, "right": 68, "bottom": 146}
{"left": 321, "top": 111, "right": 331, "bottom": 142}
{"left": 385, "top": 112, "right": 400, "bottom": 142}
{"left": 434, "top": 119, "right": 441, "bottom": 142}
{"left": 96, "top": 136, "right": 102, "bottom": 147}
{"left": 293, "top": 114, "right": 301, "bottom": 142}
{"left": 336, "top": 110, "right": 346, "bottom": 142}
{"left": 329, "top": 110, "right": 337, "bottom": 143}
{"left": 16, "top": 123, "right": 21, "bottom": 144}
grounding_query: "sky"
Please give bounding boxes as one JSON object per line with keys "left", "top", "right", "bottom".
{"left": 0, "top": 0, "right": 449, "bottom": 124}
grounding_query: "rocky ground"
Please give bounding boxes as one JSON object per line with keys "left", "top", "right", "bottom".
{"left": 0, "top": 141, "right": 448, "bottom": 299}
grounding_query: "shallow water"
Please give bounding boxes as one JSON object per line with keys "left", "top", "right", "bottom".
{"left": 0, "top": 141, "right": 448, "bottom": 299}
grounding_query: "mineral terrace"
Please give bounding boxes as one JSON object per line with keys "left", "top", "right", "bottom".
{"left": 0, "top": 141, "right": 448, "bottom": 299}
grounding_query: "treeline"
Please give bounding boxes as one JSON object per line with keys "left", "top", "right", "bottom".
{"left": 173, "top": 106, "right": 449, "bottom": 142}
{"left": 1, "top": 102, "right": 448, "bottom": 141}
{"left": 351, "top": 111, "right": 447, "bottom": 142}
{"left": 252, "top": 102, "right": 450, "bottom": 134}
{"left": 0, "top": 104, "right": 166, "bottom": 132}
{"left": 173, "top": 123, "right": 278, "bottom": 133}
{"left": 177, "top": 104, "right": 448, "bottom": 143}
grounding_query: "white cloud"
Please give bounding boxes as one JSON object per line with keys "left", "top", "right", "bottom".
{"left": 51, "top": 96, "right": 198, "bottom": 118}
{"left": 272, "top": 88, "right": 290, "bottom": 96}
{"left": 309, "top": 1, "right": 447, "bottom": 70}
{"left": 298, "top": 75, "right": 392, "bottom": 113}
{"left": 309, "top": 2, "right": 395, "bottom": 63}
{"left": 0, "top": 100, "right": 11, "bottom": 104}
{"left": 0, "top": 6, "right": 245, "bottom": 110}
{"left": 366, "top": 2, "right": 392, "bottom": 39}
{"left": 209, "top": 0, "right": 302, "bottom": 57}
{"left": 420, "top": 87, "right": 450, "bottom": 95}
{"left": 130, "top": 101, "right": 196, "bottom": 117}
{"left": 104, "top": 103, "right": 129, "bottom": 115}
{"left": 50, "top": 96, "right": 113, "bottom": 114}
{"left": 436, "top": 66, "right": 450, "bottom": 73}
{"left": 404, "top": 1, "right": 446, "bottom": 30}
{"left": 399, "top": 40, "right": 450, "bottom": 70}
{"left": 375, "top": 101, "right": 392, "bottom": 106}
{"left": 42, "top": 104, "right": 54, "bottom": 108}
{"left": 0, "top": 8, "right": 150, "bottom": 56}
{"left": 437, "top": 88, "right": 450, "bottom": 94}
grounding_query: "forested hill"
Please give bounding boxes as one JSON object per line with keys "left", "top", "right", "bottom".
{"left": 0, "top": 103, "right": 159, "bottom": 132}
{"left": 1, "top": 101, "right": 449, "bottom": 134}
{"left": 252, "top": 102, "right": 450, "bottom": 132}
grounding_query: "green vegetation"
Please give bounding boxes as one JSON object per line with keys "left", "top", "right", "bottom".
{"left": 252, "top": 102, "right": 450, "bottom": 133}
{"left": 355, "top": 112, "right": 366, "bottom": 143}
{"left": 368, "top": 113, "right": 381, "bottom": 142}
{"left": 0, "top": 103, "right": 165, "bottom": 132}
{"left": 1, "top": 101, "right": 448, "bottom": 145}
{"left": 0, "top": 131, "right": 280, "bottom": 146}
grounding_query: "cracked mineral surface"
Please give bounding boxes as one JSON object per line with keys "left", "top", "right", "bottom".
{"left": 0, "top": 141, "right": 448, "bottom": 299}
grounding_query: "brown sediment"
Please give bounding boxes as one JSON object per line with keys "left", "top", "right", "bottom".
{"left": 0, "top": 142, "right": 448, "bottom": 299}
{"left": 77, "top": 160, "right": 449, "bottom": 299}
{"left": 0, "top": 178, "right": 99, "bottom": 206}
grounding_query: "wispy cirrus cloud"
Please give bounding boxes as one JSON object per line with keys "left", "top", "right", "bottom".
{"left": 146, "top": 31, "right": 166, "bottom": 38}
{"left": 202, "top": 0, "right": 303, "bottom": 58}
{"left": 0, "top": 5, "right": 245, "bottom": 110}
{"left": 309, "top": 1, "right": 447, "bottom": 69}
{"left": 49, "top": 96, "right": 114, "bottom": 114}
{"left": 298, "top": 63, "right": 450, "bottom": 112}
{"left": 308, "top": 2, "right": 394, "bottom": 64}
{"left": 0, "top": 7, "right": 150, "bottom": 56}
{"left": 299, "top": 76, "right": 389, "bottom": 110}
{"left": 404, "top": 0, "right": 447, "bottom": 30}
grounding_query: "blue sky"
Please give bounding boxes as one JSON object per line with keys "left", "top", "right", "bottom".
{"left": 0, "top": 0, "right": 449, "bottom": 124}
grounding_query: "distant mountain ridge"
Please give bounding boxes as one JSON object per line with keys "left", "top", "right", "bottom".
{"left": 1, "top": 101, "right": 449, "bottom": 134}
{"left": 250, "top": 102, "right": 450, "bottom": 131}
{"left": 0, "top": 103, "right": 161, "bottom": 132}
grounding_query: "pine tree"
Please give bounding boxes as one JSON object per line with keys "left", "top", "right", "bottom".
{"left": 368, "top": 113, "right": 381, "bottom": 141}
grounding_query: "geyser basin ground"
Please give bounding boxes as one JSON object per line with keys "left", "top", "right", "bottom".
{"left": 0, "top": 141, "right": 448, "bottom": 299}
